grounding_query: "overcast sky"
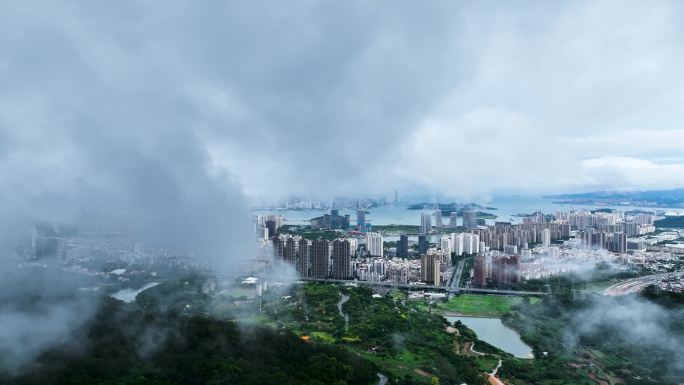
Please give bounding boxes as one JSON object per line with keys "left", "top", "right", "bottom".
{"left": 2, "top": 0, "right": 684, "bottom": 209}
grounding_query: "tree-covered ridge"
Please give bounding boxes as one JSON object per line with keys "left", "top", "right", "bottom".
{"left": 0, "top": 297, "right": 377, "bottom": 385}
{"left": 500, "top": 286, "right": 684, "bottom": 385}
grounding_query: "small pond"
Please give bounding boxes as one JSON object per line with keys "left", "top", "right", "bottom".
{"left": 110, "top": 282, "right": 160, "bottom": 303}
{"left": 446, "top": 316, "right": 533, "bottom": 358}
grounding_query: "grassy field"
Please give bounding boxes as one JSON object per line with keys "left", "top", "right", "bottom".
{"left": 356, "top": 348, "right": 434, "bottom": 383}
{"left": 582, "top": 280, "right": 618, "bottom": 294}
{"left": 435, "top": 294, "right": 538, "bottom": 317}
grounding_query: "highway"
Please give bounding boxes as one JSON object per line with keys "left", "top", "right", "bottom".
{"left": 293, "top": 277, "right": 547, "bottom": 296}
{"left": 448, "top": 260, "right": 465, "bottom": 289}
{"left": 603, "top": 271, "right": 684, "bottom": 296}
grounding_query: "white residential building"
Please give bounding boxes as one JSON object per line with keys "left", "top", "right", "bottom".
{"left": 420, "top": 212, "right": 432, "bottom": 234}
{"left": 365, "top": 232, "right": 384, "bottom": 257}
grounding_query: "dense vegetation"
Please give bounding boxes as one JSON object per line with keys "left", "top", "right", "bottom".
{"left": 371, "top": 224, "right": 420, "bottom": 234}
{"left": 277, "top": 225, "right": 346, "bottom": 240}
{"left": 7, "top": 270, "right": 683, "bottom": 385}
{"left": 654, "top": 216, "right": 684, "bottom": 229}
{"left": 1, "top": 297, "right": 377, "bottom": 385}
{"left": 264, "top": 284, "right": 486, "bottom": 384}
{"left": 500, "top": 288, "right": 684, "bottom": 385}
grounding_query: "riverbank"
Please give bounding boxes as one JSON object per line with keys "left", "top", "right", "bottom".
{"left": 110, "top": 282, "right": 160, "bottom": 303}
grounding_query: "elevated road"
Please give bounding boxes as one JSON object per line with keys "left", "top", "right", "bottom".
{"left": 448, "top": 260, "right": 465, "bottom": 289}
{"left": 603, "top": 271, "right": 684, "bottom": 296}
{"left": 294, "top": 277, "right": 546, "bottom": 296}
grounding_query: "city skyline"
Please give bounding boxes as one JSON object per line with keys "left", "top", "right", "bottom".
{"left": 2, "top": 2, "right": 684, "bottom": 384}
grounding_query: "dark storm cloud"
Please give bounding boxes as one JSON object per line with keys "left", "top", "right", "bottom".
{"left": 5, "top": 1, "right": 681, "bottom": 203}
{"left": 0, "top": 0, "right": 474, "bottom": 207}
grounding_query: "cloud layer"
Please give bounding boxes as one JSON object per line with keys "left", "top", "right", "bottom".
{"left": 211, "top": 0, "right": 684, "bottom": 199}
{"left": 2, "top": 0, "right": 684, "bottom": 207}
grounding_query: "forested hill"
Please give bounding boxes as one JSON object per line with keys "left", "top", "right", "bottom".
{"left": 0, "top": 297, "right": 377, "bottom": 385}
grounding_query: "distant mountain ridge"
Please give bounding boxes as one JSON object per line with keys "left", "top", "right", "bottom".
{"left": 544, "top": 189, "right": 684, "bottom": 206}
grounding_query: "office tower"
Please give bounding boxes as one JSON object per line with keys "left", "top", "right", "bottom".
{"left": 265, "top": 220, "right": 277, "bottom": 238}
{"left": 591, "top": 231, "right": 607, "bottom": 249}
{"left": 371, "top": 260, "right": 386, "bottom": 276}
{"left": 635, "top": 213, "right": 654, "bottom": 225}
{"left": 421, "top": 253, "right": 441, "bottom": 285}
{"left": 393, "top": 190, "right": 399, "bottom": 205}
{"left": 463, "top": 233, "right": 479, "bottom": 254}
{"left": 433, "top": 210, "right": 444, "bottom": 228}
{"left": 492, "top": 255, "right": 521, "bottom": 286}
{"left": 272, "top": 235, "right": 286, "bottom": 259}
{"left": 542, "top": 228, "right": 551, "bottom": 247}
{"left": 356, "top": 210, "right": 366, "bottom": 231}
{"left": 346, "top": 237, "right": 358, "bottom": 256}
{"left": 463, "top": 210, "right": 477, "bottom": 229}
{"left": 420, "top": 212, "right": 432, "bottom": 234}
{"left": 311, "top": 239, "right": 331, "bottom": 278}
{"left": 310, "top": 209, "right": 350, "bottom": 230}
{"left": 474, "top": 254, "right": 487, "bottom": 288}
{"left": 503, "top": 244, "right": 518, "bottom": 254}
{"left": 397, "top": 234, "right": 409, "bottom": 258}
{"left": 623, "top": 221, "right": 638, "bottom": 236}
{"left": 447, "top": 212, "right": 458, "bottom": 228}
{"left": 440, "top": 235, "right": 452, "bottom": 254}
{"left": 34, "top": 236, "right": 62, "bottom": 259}
{"left": 418, "top": 234, "right": 429, "bottom": 255}
{"left": 297, "top": 238, "right": 311, "bottom": 277}
{"left": 388, "top": 266, "right": 409, "bottom": 284}
{"left": 283, "top": 236, "right": 299, "bottom": 264}
{"left": 547, "top": 246, "right": 560, "bottom": 258}
{"left": 331, "top": 239, "right": 353, "bottom": 279}
{"left": 258, "top": 226, "right": 268, "bottom": 240}
{"left": 452, "top": 233, "right": 464, "bottom": 256}
{"left": 365, "top": 232, "right": 384, "bottom": 257}
{"left": 560, "top": 223, "right": 571, "bottom": 238}
{"left": 534, "top": 211, "right": 545, "bottom": 223}
{"left": 609, "top": 232, "right": 627, "bottom": 253}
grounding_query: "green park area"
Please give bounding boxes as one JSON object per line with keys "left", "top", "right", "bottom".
{"left": 432, "top": 294, "right": 540, "bottom": 317}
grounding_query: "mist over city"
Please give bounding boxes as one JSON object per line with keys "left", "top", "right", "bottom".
{"left": 1, "top": 1, "right": 684, "bottom": 385}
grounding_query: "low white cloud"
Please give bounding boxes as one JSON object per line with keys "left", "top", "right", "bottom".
{"left": 577, "top": 156, "right": 684, "bottom": 191}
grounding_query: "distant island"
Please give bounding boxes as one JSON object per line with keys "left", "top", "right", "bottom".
{"left": 545, "top": 188, "right": 684, "bottom": 207}
{"left": 406, "top": 202, "right": 497, "bottom": 218}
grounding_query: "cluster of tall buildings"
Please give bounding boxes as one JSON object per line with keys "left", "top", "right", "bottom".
{"left": 419, "top": 209, "right": 480, "bottom": 234}
{"left": 310, "top": 209, "right": 350, "bottom": 230}
{"left": 462, "top": 210, "right": 478, "bottom": 230}
{"left": 473, "top": 253, "right": 521, "bottom": 288}
{"left": 272, "top": 234, "right": 357, "bottom": 279}
{"left": 569, "top": 210, "right": 654, "bottom": 252}
{"left": 484, "top": 222, "right": 563, "bottom": 250}
{"left": 438, "top": 232, "right": 481, "bottom": 256}
{"left": 467, "top": 209, "right": 649, "bottom": 254}
{"left": 420, "top": 252, "right": 441, "bottom": 285}
{"left": 255, "top": 214, "right": 284, "bottom": 239}
{"left": 259, "top": 207, "right": 662, "bottom": 290}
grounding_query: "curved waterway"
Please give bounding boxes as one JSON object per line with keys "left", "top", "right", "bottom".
{"left": 110, "top": 282, "right": 160, "bottom": 303}
{"left": 337, "top": 293, "right": 350, "bottom": 331}
{"left": 446, "top": 316, "right": 533, "bottom": 358}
